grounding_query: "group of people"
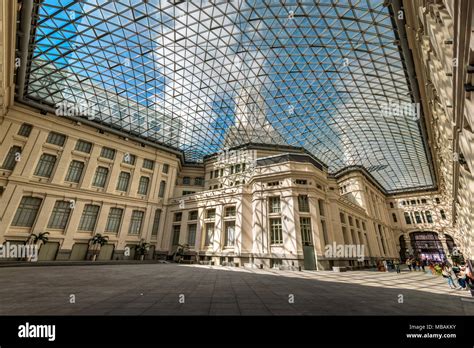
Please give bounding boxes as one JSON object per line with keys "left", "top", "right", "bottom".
{"left": 393, "top": 257, "right": 474, "bottom": 291}
{"left": 439, "top": 262, "right": 474, "bottom": 291}
{"left": 404, "top": 258, "right": 426, "bottom": 272}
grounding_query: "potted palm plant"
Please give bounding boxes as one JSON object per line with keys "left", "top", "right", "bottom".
{"left": 88, "top": 233, "right": 109, "bottom": 261}
{"left": 25, "top": 232, "right": 49, "bottom": 261}
{"left": 135, "top": 241, "right": 150, "bottom": 261}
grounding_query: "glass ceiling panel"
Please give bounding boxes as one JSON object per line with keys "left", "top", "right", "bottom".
{"left": 19, "top": 0, "right": 434, "bottom": 192}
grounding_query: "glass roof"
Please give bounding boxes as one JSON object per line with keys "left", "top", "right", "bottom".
{"left": 18, "top": 0, "right": 434, "bottom": 192}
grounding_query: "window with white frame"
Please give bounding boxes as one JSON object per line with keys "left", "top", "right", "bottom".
{"left": 129, "top": 210, "right": 144, "bottom": 234}
{"left": 78, "top": 204, "right": 100, "bottom": 231}
{"left": 105, "top": 208, "right": 123, "bottom": 233}
{"left": 65, "top": 160, "right": 84, "bottom": 183}
{"left": 269, "top": 218, "right": 283, "bottom": 244}
{"left": 47, "top": 201, "right": 71, "bottom": 229}
{"left": 12, "top": 196, "right": 43, "bottom": 227}
{"left": 269, "top": 196, "right": 281, "bottom": 213}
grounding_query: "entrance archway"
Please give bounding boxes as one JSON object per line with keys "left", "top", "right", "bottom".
{"left": 409, "top": 231, "right": 446, "bottom": 262}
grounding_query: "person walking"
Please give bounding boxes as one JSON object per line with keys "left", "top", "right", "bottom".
{"left": 406, "top": 258, "right": 412, "bottom": 271}
{"left": 394, "top": 259, "right": 401, "bottom": 273}
{"left": 412, "top": 258, "right": 418, "bottom": 271}
{"left": 421, "top": 259, "right": 426, "bottom": 272}
{"left": 428, "top": 261, "right": 435, "bottom": 275}
{"left": 442, "top": 264, "right": 460, "bottom": 289}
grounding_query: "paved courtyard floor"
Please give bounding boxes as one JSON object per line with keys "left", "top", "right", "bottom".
{"left": 0, "top": 264, "right": 472, "bottom": 315}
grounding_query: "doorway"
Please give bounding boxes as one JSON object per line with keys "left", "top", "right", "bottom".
{"left": 70, "top": 243, "right": 88, "bottom": 260}
{"left": 409, "top": 232, "right": 446, "bottom": 261}
{"left": 38, "top": 242, "right": 59, "bottom": 261}
{"left": 97, "top": 244, "right": 114, "bottom": 260}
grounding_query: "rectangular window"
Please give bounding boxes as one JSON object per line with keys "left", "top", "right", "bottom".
{"left": 46, "top": 132, "right": 66, "bottom": 146}
{"left": 348, "top": 216, "right": 353, "bottom": 226}
{"left": 267, "top": 181, "right": 279, "bottom": 187}
{"left": 440, "top": 210, "right": 446, "bottom": 220}
{"left": 194, "top": 177, "right": 204, "bottom": 186}
{"left": 137, "top": 176, "right": 149, "bottom": 195}
{"left": 404, "top": 212, "right": 412, "bottom": 224}
{"left": 206, "top": 208, "right": 216, "bottom": 219}
{"left": 78, "top": 204, "right": 100, "bottom": 231}
{"left": 100, "top": 147, "right": 115, "bottom": 160}
{"left": 151, "top": 209, "right": 162, "bottom": 236}
{"left": 224, "top": 220, "right": 235, "bottom": 246}
{"left": 298, "top": 195, "right": 310, "bottom": 212}
{"left": 187, "top": 224, "right": 197, "bottom": 245}
{"left": 318, "top": 199, "right": 325, "bottom": 216}
{"left": 158, "top": 181, "right": 166, "bottom": 197}
{"left": 47, "top": 201, "right": 71, "bottom": 229}
{"left": 342, "top": 226, "right": 348, "bottom": 244}
{"left": 2, "top": 146, "right": 21, "bottom": 170}
{"left": 174, "top": 212, "right": 182, "bottom": 222}
{"left": 93, "top": 166, "right": 109, "bottom": 188}
{"left": 18, "top": 123, "right": 32, "bottom": 137}
{"left": 269, "top": 196, "right": 281, "bottom": 213}
{"left": 321, "top": 219, "right": 329, "bottom": 245}
{"left": 225, "top": 206, "right": 236, "bottom": 217}
{"left": 235, "top": 164, "right": 241, "bottom": 173}
{"left": 116, "top": 172, "right": 130, "bottom": 192}
{"left": 12, "top": 196, "right": 42, "bottom": 227}
{"left": 339, "top": 212, "right": 346, "bottom": 224}
{"left": 129, "top": 210, "right": 144, "bottom": 235}
{"left": 183, "top": 177, "right": 191, "bottom": 185}
{"left": 183, "top": 191, "right": 195, "bottom": 196}
{"left": 300, "top": 217, "right": 312, "bottom": 245}
{"left": 210, "top": 170, "right": 213, "bottom": 179}
{"left": 414, "top": 211, "right": 422, "bottom": 224}
{"left": 65, "top": 160, "right": 84, "bottom": 183}
{"left": 122, "top": 153, "right": 136, "bottom": 165}
{"left": 105, "top": 208, "right": 123, "bottom": 233}
{"left": 295, "top": 179, "right": 307, "bottom": 185}
{"left": 162, "top": 164, "right": 169, "bottom": 174}
{"left": 188, "top": 210, "right": 198, "bottom": 220}
{"left": 204, "top": 223, "right": 214, "bottom": 246}
{"left": 172, "top": 225, "right": 181, "bottom": 245}
{"left": 34, "top": 154, "right": 56, "bottom": 178}
{"left": 214, "top": 169, "right": 219, "bottom": 178}
{"left": 270, "top": 218, "right": 283, "bottom": 244}
{"left": 392, "top": 213, "right": 398, "bottom": 223}
{"left": 75, "top": 140, "right": 92, "bottom": 153}
{"left": 143, "top": 159, "right": 155, "bottom": 170}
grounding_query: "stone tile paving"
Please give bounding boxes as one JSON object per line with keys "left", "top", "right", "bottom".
{"left": 0, "top": 264, "right": 472, "bottom": 315}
